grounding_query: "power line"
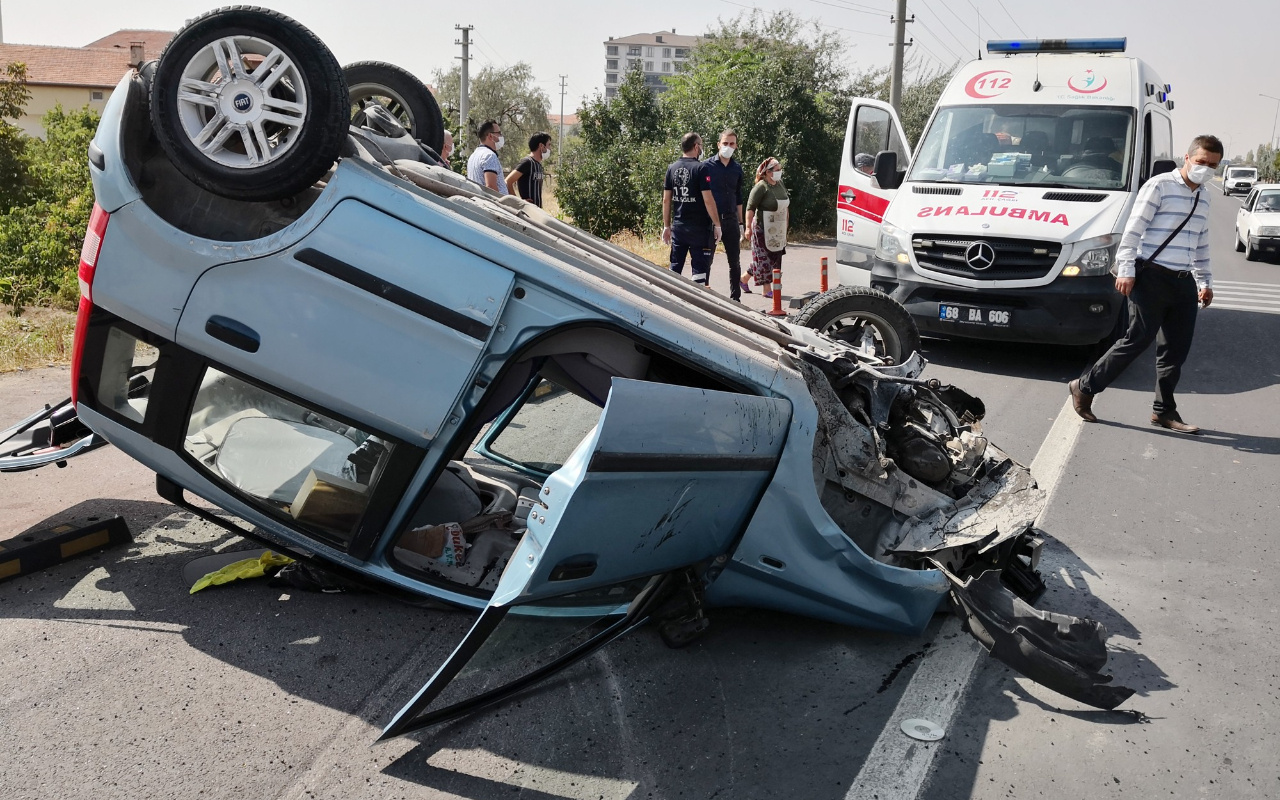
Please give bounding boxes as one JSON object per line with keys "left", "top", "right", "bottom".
{"left": 913, "top": 0, "right": 971, "bottom": 61}
{"left": 992, "top": 0, "right": 1028, "bottom": 37}
{"left": 810, "top": 0, "right": 892, "bottom": 17}
{"left": 959, "top": 0, "right": 1008, "bottom": 41}
{"left": 910, "top": 14, "right": 965, "bottom": 62}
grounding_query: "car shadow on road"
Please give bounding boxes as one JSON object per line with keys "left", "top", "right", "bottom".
{"left": 3, "top": 498, "right": 1163, "bottom": 800}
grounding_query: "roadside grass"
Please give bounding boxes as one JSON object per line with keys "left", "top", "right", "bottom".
{"left": 0, "top": 306, "right": 77, "bottom": 373}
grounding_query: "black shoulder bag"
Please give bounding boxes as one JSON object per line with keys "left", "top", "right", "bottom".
{"left": 1134, "top": 191, "right": 1200, "bottom": 273}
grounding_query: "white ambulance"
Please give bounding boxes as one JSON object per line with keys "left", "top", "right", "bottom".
{"left": 814, "top": 38, "right": 1180, "bottom": 350}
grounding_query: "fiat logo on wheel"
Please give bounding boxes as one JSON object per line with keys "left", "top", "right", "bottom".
{"left": 965, "top": 240, "right": 996, "bottom": 271}
{"left": 232, "top": 93, "right": 253, "bottom": 112}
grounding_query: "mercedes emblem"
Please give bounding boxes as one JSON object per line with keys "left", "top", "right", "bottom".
{"left": 965, "top": 240, "right": 997, "bottom": 271}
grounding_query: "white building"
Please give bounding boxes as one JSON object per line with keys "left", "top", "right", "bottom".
{"left": 603, "top": 31, "right": 705, "bottom": 97}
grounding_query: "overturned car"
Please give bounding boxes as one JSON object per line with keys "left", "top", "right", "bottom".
{"left": 56, "top": 7, "right": 1131, "bottom": 739}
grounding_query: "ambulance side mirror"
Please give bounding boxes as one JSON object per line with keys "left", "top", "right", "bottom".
{"left": 874, "top": 150, "right": 903, "bottom": 190}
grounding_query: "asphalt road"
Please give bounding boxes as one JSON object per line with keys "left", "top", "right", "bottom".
{"left": 2, "top": 181, "right": 1278, "bottom": 799}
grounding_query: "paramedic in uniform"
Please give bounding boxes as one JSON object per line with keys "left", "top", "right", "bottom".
{"left": 1069, "top": 135, "right": 1222, "bottom": 434}
{"left": 662, "top": 133, "right": 721, "bottom": 286}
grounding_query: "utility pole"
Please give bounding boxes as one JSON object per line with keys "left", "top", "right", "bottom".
{"left": 455, "top": 25, "right": 474, "bottom": 150}
{"left": 888, "top": 0, "right": 913, "bottom": 114}
{"left": 557, "top": 75, "right": 567, "bottom": 152}
{"left": 1262, "top": 94, "right": 1280, "bottom": 150}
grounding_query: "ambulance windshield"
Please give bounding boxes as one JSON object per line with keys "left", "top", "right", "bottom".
{"left": 908, "top": 104, "right": 1135, "bottom": 190}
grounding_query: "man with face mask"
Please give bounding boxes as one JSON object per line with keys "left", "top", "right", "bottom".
{"left": 465, "top": 119, "right": 509, "bottom": 195}
{"left": 1069, "top": 135, "right": 1223, "bottom": 434}
{"left": 703, "top": 129, "right": 746, "bottom": 300}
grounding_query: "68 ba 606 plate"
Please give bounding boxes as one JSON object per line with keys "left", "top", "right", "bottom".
{"left": 939, "top": 304, "right": 1012, "bottom": 327}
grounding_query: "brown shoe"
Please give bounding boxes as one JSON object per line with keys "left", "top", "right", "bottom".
{"left": 1151, "top": 412, "right": 1200, "bottom": 435}
{"left": 1068, "top": 379, "right": 1097, "bottom": 422}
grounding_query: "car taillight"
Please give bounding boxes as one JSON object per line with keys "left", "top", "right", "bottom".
{"left": 72, "top": 203, "right": 110, "bottom": 405}
{"left": 78, "top": 203, "right": 109, "bottom": 303}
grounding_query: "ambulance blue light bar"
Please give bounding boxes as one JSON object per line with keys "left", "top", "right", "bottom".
{"left": 987, "top": 38, "right": 1127, "bottom": 54}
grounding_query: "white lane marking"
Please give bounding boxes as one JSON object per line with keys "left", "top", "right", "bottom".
{"left": 1210, "top": 302, "right": 1280, "bottom": 314}
{"left": 1214, "top": 280, "right": 1280, "bottom": 289}
{"left": 844, "top": 396, "right": 1083, "bottom": 800}
{"left": 1214, "top": 293, "right": 1280, "bottom": 303}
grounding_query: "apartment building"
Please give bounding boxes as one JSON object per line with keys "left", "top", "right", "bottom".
{"left": 603, "top": 31, "right": 703, "bottom": 97}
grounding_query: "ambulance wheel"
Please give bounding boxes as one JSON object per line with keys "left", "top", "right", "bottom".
{"left": 150, "top": 6, "right": 350, "bottom": 201}
{"left": 795, "top": 286, "right": 921, "bottom": 364}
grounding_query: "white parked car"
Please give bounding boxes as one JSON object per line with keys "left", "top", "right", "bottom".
{"left": 1235, "top": 183, "right": 1280, "bottom": 261}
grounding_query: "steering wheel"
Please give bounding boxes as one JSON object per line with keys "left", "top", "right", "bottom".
{"left": 1060, "top": 163, "right": 1115, "bottom": 179}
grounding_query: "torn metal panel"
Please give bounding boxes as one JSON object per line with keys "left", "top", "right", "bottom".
{"left": 799, "top": 358, "right": 954, "bottom": 521}
{"left": 887, "top": 451, "right": 1045, "bottom": 556}
{"left": 942, "top": 567, "right": 1135, "bottom": 711}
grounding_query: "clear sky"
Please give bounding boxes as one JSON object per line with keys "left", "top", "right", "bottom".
{"left": 3, "top": 0, "right": 1277, "bottom": 160}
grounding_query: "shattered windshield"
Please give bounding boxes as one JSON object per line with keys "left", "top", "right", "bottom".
{"left": 908, "top": 104, "right": 1135, "bottom": 191}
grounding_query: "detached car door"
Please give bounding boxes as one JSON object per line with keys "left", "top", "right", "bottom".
{"left": 176, "top": 199, "right": 512, "bottom": 445}
{"left": 380, "top": 378, "right": 791, "bottom": 738}
{"left": 838, "top": 97, "right": 910, "bottom": 274}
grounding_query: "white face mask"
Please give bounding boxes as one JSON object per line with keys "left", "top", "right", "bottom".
{"left": 772, "top": 169, "right": 783, "bottom": 181}
{"left": 1186, "top": 162, "right": 1214, "bottom": 185}
{"left": 494, "top": 135, "right": 505, "bottom": 150}
{"left": 542, "top": 146, "right": 552, "bottom": 160}
{"left": 719, "top": 145, "right": 735, "bottom": 159}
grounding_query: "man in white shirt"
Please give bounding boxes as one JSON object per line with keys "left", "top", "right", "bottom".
{"left": 1069, "top": 134, "right": 1222, "bottom": 434}
{"left": 465, "top": 120, "right": 508, "bottom": 195}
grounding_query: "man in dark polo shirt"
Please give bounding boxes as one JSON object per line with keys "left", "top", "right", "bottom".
{"left": 704, "top": 129, "right": 746, "bottom": 300}
{"left": 662, "top": 133, "right": 721, "bottom": 286}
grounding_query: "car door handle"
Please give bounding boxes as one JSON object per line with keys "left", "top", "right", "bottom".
{"left": 205, "top": 316, "right": 260, "bottom": 353}
{"left": 548, "top": 557, "right": 597, "bottom": 582}
{"left": 840, "top": 189, "right": 857, "bottom": 203}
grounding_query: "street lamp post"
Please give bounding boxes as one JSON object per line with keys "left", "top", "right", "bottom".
{"left": 1261, "top": 93, "right": 1280, "bottom": 150}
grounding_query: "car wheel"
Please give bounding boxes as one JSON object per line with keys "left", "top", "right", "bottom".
{"left": 149, "top": 7, "right": 350, "bottom": 202}
{"left": 1236, "top": 231, "right": 1246, "bottom": 252}
{"left": 344, "top": 61, "right": 444, "bottom": 153}
{"left": 794, "top": 286, "right": 921, "bottom": 364}
{"left": 1245, "top": 237, "right": 1260, "bottom": 261}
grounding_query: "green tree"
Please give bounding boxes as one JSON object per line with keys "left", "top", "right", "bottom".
{"left": 433, "top": 62, "right": 551, "bottom": 169}
{"left": 555, "top": 66, "right": 667, "bottom": 238}
{"left": 0, "top": 105, "right": 99, "bottom": 310}
{"left": 0, "top": 62, "right": 33, "bottom": 212}
{"left": 661, "top": 10, "right": 853, "bottom": 231}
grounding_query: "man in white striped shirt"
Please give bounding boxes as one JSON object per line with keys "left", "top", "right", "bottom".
{"left": 1069, "top": 135, "right": 1223, "bottom": 434}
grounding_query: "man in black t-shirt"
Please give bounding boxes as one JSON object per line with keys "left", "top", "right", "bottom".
{"left": 662, "top": 133, "right": 721, "bottom": 286}
{"left": 506, "top": 131, "right": 551, "bottom": 207}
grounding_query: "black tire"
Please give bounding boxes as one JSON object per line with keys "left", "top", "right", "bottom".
{"left": 1245, "top": 237, "right": 1260, "bottom": 262}
{"left": 794, "top": 285, "right": 921, "bottom": 364}
{"left": 1236, "top": 232, "right": 1246, "bottom": 252}
{"left": 344, "top": 61, "right": 444, "bottom": 153}
{"left": 150, "top": 7, "right": 349, "bottom": 202}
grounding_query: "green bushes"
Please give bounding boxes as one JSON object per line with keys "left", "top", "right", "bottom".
{"left": 0, "top": 62, "right": 99, "bottom": 313}
{"left": 0, "top": 105, "right": 100, "bottom": 311}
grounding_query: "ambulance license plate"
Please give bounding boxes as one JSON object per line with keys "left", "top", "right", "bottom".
{"left": 939, "top": 304, "right": 1012, "bottom": 327}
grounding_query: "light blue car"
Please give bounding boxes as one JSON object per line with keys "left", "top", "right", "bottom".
{"left": 58, "top": 6, "right": 1132, "bottom": 739}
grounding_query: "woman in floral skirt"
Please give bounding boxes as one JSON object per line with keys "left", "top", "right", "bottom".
{"left": 744, "top": 157, "right": 790, "bottom": 299}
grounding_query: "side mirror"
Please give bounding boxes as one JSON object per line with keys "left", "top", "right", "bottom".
{"left": 1151, "top": 159, "right": 1178, "bottom": 178}
{"left": 874, "top": 150, "right": 902, "bottom": 190}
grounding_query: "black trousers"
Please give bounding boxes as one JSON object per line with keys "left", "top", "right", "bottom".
{"left": 1079, "top": 267, "right": 1199, "bottom": 416}
{"left": 721, "top": 217, "right": 742, "bottom": 300}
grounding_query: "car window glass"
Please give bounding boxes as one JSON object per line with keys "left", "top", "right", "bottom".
{"left": 183, "top": 367, "right": 393, "bottom": 547}
{"left": 852, "top": 104, "right": 908, "bottom": 170}
{"left": 96, "top": 326, "right": 160, "bottom": 425}
{"left": 1258, "top": 191, "right": 1280, "bottom": 212}
{"left": 909, "top": 104, "right": 1135, "bottom": 190}
{"left": 485, "top": 379, "right": 601, "bottom": 475}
